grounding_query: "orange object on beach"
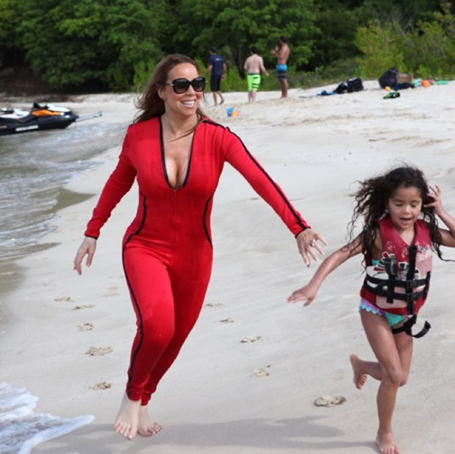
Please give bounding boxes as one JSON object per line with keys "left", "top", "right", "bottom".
{"left": 422, "top": 80, "right": 430, "bottom": 88}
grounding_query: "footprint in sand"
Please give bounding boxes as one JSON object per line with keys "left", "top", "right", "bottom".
{"left": 102, "top": 286, "right": 120, "bottom": 297}
{"left": 314, "top": 395, "right": 346, "bottom": 407}
{"left": 89, "top": 381, "right": 112, "bottom": 390}
{"left": 220, "top": 317, "right": 234, "bottom": 323}
{"left": 253, "top": 365, "right": 271, "bottom": 378}
{"left": 77, "top": 323, "right": 94, "bottom": 332}
{"left": 433, "top": 167, "right": 454, "bottom": 178}
{"left": 54, "top": 296, "right": 73, "bottom": 302}
{"left": 85, "top": 346, "right": 113, "bottom": 356}
{"left": 205, "top": 302, "right": 224, "bottom": 307}
{"left": 240, "top": 335, "right": 262, "bottom": 343}
{"left": 72, "top": 304, "right": 95, "bottom": 311}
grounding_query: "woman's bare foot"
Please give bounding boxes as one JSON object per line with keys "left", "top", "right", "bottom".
{"left": 137, "top": 405, "right": 162, "bottom": 437}
{"left": 350, "top": 354, "right": 368, "bottom": 390}
{"left": 114, "top": 394, "right": 141, "bottom": 440}
{"left": 376, "top": 432, "right": 401, "bottom": 454}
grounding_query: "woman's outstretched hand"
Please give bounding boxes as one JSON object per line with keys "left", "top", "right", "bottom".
{"left": 296, "top": 229, "right": 327, "bottom": 267}
{"left": 74, "top": 237, "right": 97, "bottom": 275}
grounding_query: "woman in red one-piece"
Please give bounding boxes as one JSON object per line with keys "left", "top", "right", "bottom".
{"left": 74, "top": 53, "right": 326, "bottom": 441}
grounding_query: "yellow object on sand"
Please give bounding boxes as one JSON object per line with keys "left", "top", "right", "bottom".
{"left": 385, "top": 86, "right": 391, "bottom": 91}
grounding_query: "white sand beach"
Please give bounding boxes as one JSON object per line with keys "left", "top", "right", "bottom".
{"left": 1, "top": 81, "right": 455, "bottom": 453}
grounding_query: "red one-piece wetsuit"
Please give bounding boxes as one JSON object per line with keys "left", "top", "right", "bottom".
{"left": 85, "top": 117, "right": 310, "bottom": 405}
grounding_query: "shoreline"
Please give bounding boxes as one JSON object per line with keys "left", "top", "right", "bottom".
{"left": 0, "top": 188, "right": 93, "bottom": 292}
{"left": 0, "top": 188, "right": 103, "bottom": 336}
{"left": 2, "top": 83, "right": 455, "bottom": 453}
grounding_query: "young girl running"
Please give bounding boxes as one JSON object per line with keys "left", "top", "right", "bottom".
{"left": 288, "top": 166, "right": 455, "bottom": 454}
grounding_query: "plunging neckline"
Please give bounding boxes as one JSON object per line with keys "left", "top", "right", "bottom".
{"left": 159, "top": 116, "right": 197, "bottom": 190}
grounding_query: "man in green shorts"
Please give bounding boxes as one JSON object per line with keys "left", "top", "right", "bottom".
{"left": 244, "top": 47, "right": 269, "bottom": 103}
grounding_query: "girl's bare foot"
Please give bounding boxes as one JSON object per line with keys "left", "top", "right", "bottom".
{"left": 376, "top": 432, "right": 401, "bottom": 454}
{"left": 350, "top": 354, "right": 368, "bottom": 390}
{"left": 114, "top": 394, "right": 141, "bottom": 440}
{"left": 137, "top": 405, "right": 162, "bottom": 437}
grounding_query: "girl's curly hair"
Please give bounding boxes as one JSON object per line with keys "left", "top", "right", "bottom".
{"left": 347, "top": 166, "right": 444, "bottom": 262}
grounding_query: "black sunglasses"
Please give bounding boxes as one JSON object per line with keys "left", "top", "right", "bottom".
{"left": 164, "top": 77, "right": 206, "bottom": 94}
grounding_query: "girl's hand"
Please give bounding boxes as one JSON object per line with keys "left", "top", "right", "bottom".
{"left": 425, "top": 185, "right": 444, "bottom": 216}
{"left": 287, "top": 282, "right": 318, "bottom": 306}
{"left": 296, "top": 229, "right": 328, "bottom": 267}
{"left": 74, "top": 237, "right": 97, "bottom": 275}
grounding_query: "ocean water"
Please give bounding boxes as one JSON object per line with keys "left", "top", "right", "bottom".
{"left": 0, "top": 120, "right": 126, "bottom": 451}
{"left": 0, "top": 383, "right": 94, "bottom": 454}
{"left": 0, "top": 121, "right": 126, "bottom": 266}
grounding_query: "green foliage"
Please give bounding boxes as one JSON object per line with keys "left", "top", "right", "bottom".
{"left": 16, "top": 0, "right": 170, "bottom": 90}
{"left": 0, "top": 0, "right": 23, "bottom": 66}
{"left": 0, "top": 0, "right": 15, "bottom": 44}
{"left": 174, "top": 0, "right": 317, "bottom": 69}
{"left": 222, "top": 66, "right": 243, "bottom": 91}
{"left": 356, "top": 4, "right": 455, "bottom": 79}
{"left": 296, "top": 57, "right": 359, "bottom": 87}
{"left": 18, "top": 0, "right": 104, "bottom": 86}
{"left": 194, "top": 58, "right": 207, "bottom": 75}
{"left": 133, "top": 60, "right": 156, "bottom": 92}
{"left": 309, "top": 1, "right": 362, "bottom": 69}
{"left": 260, "top": 72, "right": 282, "bottom": 91}
{"left": 403, "top": 4, "right": 455, "bottom": 78}
{"left": 359, "top": 0, "right": 447, "bottom": 28}
{"left": 1, "top": 0, "right": 454, "bottom": 92}
{"left": 355, "top": 20, "right": 405, "bottom": 77}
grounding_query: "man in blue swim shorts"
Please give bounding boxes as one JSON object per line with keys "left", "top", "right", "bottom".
{"left": 271, "top": 36, "right": 290, "bottom": 99}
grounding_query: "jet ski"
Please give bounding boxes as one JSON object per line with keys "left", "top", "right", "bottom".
{"left": 0, "top": 102, "right": 102, "bottom": 136}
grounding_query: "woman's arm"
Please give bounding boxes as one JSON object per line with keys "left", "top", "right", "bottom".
{"left": 426, "top": 185, "right": 455, "bottom": 247}
{"left": 288, "top": 236, "right": 362, "bottom": 305}
{"left": 223, "top": 129, "right": 327, "bottom": 265}
{"left": 84, "top": 130, "right": 136, "bottom": 239}
{"left": 75, "top": 130, "right": 136, "bottom": 274}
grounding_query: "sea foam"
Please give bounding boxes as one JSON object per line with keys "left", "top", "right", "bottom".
{"left": 0, "top": 383, "right": 94, "bottom": 454}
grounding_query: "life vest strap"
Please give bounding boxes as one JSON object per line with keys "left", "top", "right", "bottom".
{"left": 365, "top": 274, "right": 428, "bottom": 289}
{"left": 391, "top": 315, "right": 431, "bottom": 338}
{"left": 363, "top": 281, "right": 426, "bottom": 304}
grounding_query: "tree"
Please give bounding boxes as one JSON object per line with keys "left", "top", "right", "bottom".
{"left": 355, "top": 20, "right": 405, "bottom": 77}
{"left": 173, "top": 0, "right": 317, "bottom": 70}
{"left": 360, "top": 0, "right": 449, "bottom": 29}
{"left": 17, "top": 0, "right": 171, "bottom": 90}
{"left": 0, "top": 0, "right": 23, "bottom": 67}
{"left": 308, "top": 0, "right": 363, "bottom": 69}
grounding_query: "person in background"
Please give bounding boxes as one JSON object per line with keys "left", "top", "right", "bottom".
{"left": 270, "top": 36, "right": 290, "bottom": 99}
{"left": 206, "top": 46, "right": 226, "bottom": 105}
{"left": 244, "top": 47, "right": 269, "bottom": 103}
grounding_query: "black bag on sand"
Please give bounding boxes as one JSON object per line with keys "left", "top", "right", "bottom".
{"left": 334, "top": 77, "right": 364, "bottom": 94}
{"left": 347, "top": 78, "right": 364, "bottom": 92}
{"left": 379, "top": 67, "right": 399, "bottom": 89}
